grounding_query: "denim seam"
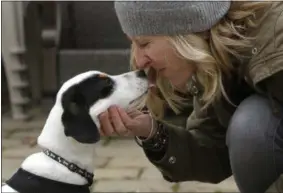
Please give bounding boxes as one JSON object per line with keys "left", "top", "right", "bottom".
{"left": 272, "top": 117, "right": 283, "bottom": 177}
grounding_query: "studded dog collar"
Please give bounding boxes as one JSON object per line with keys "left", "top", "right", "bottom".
{"left": 43, "top": 149, "right": 94, "bottom": 186}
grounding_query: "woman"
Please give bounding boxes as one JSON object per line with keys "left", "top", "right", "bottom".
{"left": 98, "top": 1, "right": 283, "bottom": 193}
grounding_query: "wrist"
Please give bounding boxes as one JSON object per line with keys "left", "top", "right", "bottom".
{"left": 138, "top": 115, "right": 157, "bottom": 141}
{"left": 134, "top": 120, "right": 168, "bottom": 152}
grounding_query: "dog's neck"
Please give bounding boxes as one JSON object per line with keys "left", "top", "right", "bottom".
{"left": 20, "top": 104, "right": 96, "bottom": 186}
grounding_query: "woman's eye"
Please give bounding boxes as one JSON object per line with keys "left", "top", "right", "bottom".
{"left": 139, "top": 42, "right": 149, "bottom": 48}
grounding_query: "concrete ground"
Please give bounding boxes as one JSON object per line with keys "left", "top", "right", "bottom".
{"left": 1, "top": 110, "right": 239, "bottom": 192}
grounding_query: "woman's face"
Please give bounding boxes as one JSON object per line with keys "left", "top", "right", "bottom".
{"left": 129, "top": 36, "right": 196, "bottom": 91}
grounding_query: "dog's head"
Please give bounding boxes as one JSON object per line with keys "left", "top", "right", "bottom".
{"left": 56, "top": 70, "right": 148, "bottom": 144}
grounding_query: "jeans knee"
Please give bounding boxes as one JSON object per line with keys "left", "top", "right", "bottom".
{"left": 226, "top": 94, "right": 282, "bottom": 193}
{"left": 227, "top": 95, "right": 278, "bottom": 147}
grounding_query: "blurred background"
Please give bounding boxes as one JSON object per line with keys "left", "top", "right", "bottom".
{"left": 1, "top": 1, "right": 238, "bottom": 192}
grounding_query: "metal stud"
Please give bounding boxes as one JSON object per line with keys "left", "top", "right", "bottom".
{"left": 168, "top": 156, "right": 176, "bottom": 164}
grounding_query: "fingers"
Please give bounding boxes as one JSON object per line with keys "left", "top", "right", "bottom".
{"left": 117, "top": 107, "right": 134, "bottom": 124}
{"left": 99, "top": 106, "right": 133, "bottom": 137}
{"left": 99, "top": 126, "right": 105, "bottom": 137}
{"left": 98, "top": 110, "right": 114, "bottom": 136}
{"left": 109, "top": 106, "right": 129, "bottom": 136}
{"left": 117, "top": 106, "right": 139, "bottom": 132}
{"left": 126, "top": 109, "right": 143, "bottom": 118}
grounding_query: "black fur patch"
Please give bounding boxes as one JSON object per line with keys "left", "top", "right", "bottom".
{"left": 6, "top": 168, "right": 90, "bottom": 193}
{"left": 61, "top": 74, "right": 114, "bottom": 144}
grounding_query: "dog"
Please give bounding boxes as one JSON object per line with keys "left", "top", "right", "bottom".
{"left": 2, "top": 70, "right": 148, "bottom": 193}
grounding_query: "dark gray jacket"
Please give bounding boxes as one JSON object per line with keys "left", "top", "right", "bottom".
{"left": 142, "top": 1, "right": 283, "bottom": 185}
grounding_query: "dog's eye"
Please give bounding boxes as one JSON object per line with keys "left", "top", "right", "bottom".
{"left": 101, "top": 84, "right": 113, "bottom": 97}
{"left": 106, "top": 78, "right": 112, "bottom": 86}
{"left": 99, "top": 78, "right": 114, "bottom": 98}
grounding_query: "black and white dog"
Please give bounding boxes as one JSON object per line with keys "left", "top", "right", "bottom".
{"left": 2, "top": 70, "right": 148, "bottom": 193}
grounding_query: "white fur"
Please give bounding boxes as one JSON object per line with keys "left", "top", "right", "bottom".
{"left": 89, "top": 72, "right": 148, "bottom": 127}
{"left": 2, "top": 70, "right": 148, "bottom": 192}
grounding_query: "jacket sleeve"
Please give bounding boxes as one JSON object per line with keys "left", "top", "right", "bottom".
{"left": 247, "top": 1, "right": 283, "bottom": 103}
{"left": 258, "top": 70, "right": 283, "bottom": 116}
{"left": 261, "top": 71, "right": 283, "bottom": 104}
{"left": 142, "top": 105, "right": 232, "bottom": 184}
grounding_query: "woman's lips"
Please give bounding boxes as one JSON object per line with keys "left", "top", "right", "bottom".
{"left": 148, "top": 68, "right": 157, "bottom": 88}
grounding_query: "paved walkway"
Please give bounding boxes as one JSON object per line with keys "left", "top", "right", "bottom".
{"left": 2, "top": 114, "right": 239, "bottom": 192}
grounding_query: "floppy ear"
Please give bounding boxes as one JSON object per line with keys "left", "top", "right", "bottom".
{"left": 61, "top": 85, "right": 100, "bottom": 144}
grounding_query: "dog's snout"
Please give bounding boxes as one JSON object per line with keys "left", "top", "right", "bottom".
{"left": 136, "top": 70, "right": 147, "bottom": 79}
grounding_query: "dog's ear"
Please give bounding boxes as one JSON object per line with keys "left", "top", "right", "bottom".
{"left": 61, "top": 74, "right": 114, "bottom": 144}
{"left": 61, "top": 85, "right": 100, "bottom": 144}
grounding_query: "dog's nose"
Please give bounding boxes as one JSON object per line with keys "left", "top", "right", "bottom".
{"left": 136, "top": 70, "right": 147, "bottom": 78}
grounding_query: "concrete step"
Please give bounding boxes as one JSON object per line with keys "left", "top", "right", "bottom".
{"left": 10, "top": 97, "right": 30, "bottom": 105}
{"left": 12, "top": 80, "right": 29, "bottom": 88}
{"left": 10, "top": 46, "right": 26, "bottom": 55}
{"left": 11, "top": 65, "right": 28, "bottom": 72}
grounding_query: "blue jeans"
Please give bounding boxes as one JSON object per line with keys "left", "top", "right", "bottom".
{"left": 226, "top": 95, "right": 283, "bottom": 193}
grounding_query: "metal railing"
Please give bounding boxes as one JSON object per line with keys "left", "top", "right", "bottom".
{"left": 2, "top": 1, "right": 61, "bottom": 120}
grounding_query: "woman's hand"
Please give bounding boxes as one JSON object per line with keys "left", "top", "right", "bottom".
{"left": 98, "top": 106, "right": 153, "bottom": 138}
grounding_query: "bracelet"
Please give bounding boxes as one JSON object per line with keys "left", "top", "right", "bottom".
{"left": 139, "top": 113, "right": 157, "bottom": 142}
{"left": 135, "top": 120, "right": 169, "bottom": 152}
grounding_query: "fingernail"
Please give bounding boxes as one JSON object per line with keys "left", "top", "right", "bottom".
{"left": 111, "top": 105, "right": 118, "bottom": 111}
{"left": 110, "top": 105, "right": 117, "bottom": 109}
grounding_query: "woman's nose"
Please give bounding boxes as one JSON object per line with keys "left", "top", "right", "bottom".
{"left": 135, "top": 58, "right": 149, "bottom": 69}
{"left": 134, "top": 49, "right": 150, "bottom": 69}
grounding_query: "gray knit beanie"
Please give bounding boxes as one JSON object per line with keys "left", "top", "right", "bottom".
{"left": 114, "top": 1, "right": 231, "bottom": 36}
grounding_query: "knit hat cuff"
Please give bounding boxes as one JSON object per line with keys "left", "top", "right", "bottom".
{"left": 115, "top": 2, "right": 231, "bottom": 36}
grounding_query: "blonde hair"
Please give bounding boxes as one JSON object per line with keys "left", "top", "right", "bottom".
{"left": 130, "top": 1, "right": 272, "bottom": 120}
